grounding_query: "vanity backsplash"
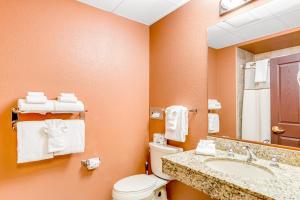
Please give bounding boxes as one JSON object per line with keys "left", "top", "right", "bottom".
{"left": 208, "top": 136, "right": 300, "bottom": 167}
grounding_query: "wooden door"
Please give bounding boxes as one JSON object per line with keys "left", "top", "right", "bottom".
{"left": 271, "top": 53, "right": 300, "bottom": 147}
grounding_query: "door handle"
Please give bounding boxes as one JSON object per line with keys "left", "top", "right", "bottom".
{"left": 272, "top": 126, "right": 285, "bottom": 134}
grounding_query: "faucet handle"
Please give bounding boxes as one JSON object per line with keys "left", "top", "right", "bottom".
{"left": 226, "top": 144, "right": 234, "bottom": 157}
{"left": 270, "top": 155, "right": 280, "bottom": 168}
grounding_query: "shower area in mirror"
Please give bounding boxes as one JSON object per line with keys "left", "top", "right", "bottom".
{"left": 237, "top": 46, "right": 300, "bottom": 145}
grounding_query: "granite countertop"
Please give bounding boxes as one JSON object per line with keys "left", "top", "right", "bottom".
{"left": 162, "top": 150, "right": 300, "bottom": 200}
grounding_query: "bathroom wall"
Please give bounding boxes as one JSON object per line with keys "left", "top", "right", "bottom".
{"left": 0, "top": 1, "right": 149, "bottom": 200}
{"left": 149, "top": 0, "right": 269, "bottom": 199}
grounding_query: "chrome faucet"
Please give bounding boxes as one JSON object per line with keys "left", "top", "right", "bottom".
{"left": 242, "top": 145, "right": 257, "bottom": 162}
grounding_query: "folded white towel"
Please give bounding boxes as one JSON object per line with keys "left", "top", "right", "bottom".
{"left": 195, "top": 140, "right": 216, "bottom": 156}
{"left": 60, "top": 93, "right": 76, "bottom": 97}
{"left": 17, "top": 121, "right": 54, "bottom": 163}
{"left": 57, "top": 96, "right": 78, "bottom": 103}
{"left": 165, "top": 105, "right": 188, "bottom": 142}
{"left": 208, "top": 113, "right": 219, "bottom": 133}
{"left": 208, "top": 99, "right": 221, "bottom": 110}
{"left": 27, "top": 92, "right": 45, "bottom": 96}
{"left": 255, "top": 59, "right": 269, "bottom": 83}
{"left": 18, "top": 99, "right": 54, "bottom": 113}
{"left": 26, "top": 95, "right": 48, "bottom": 104}
{"left": 54, "top": 120, "right": 85, "bottom": 156}
{"left": 44, "top": 120, "right": 67, "bottom": 153}
{"left": 53, "top": 100, "right": 84, "bottom": 112}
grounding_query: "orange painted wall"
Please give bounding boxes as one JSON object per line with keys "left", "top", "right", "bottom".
{"left": 149, "top": 0, "right": 270, "bottom": 199}
{"left": 0, "top": 1, "right": 149, "bottom": 200}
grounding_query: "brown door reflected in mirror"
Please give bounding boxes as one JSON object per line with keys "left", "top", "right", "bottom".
{"left": 271, "top": 53, "right": 300, "bottom": 148}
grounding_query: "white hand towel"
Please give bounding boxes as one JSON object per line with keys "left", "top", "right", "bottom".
{"left": 54, "top": 120, "right": 85, "bottom": 156}
{"left": 60, "top": 93, "right": 76, "bottom": 97}
{"left": 17, "top": 121, "right": 54, "bottom": 163}
{"left": 26, "top": 95, "right": 48, "bottom": 104}
{"left": 208, "top": 113, "right": 219, "bottom": 133}
{"left": 27, "top": 92, "right": 45, "bottom": 96}
{"left": 44, "top": 119, "right": 67, "bottom": 153}
{"left": 195, "top": 140, "right": 216, "bottom": 156}
{"left": 165, "top": 106, "right": 188, "bottom": 142}
{"left": 18, "top": 99, "right": 55, "bottom": 113}
{"left": 57, "top": 96, "right": 78, "bottom": 103}
{"left": 53, "top": 100, "right": 84, "bottom": 112}
{"left": 255, "top": 59, "right": 269, "bottom": 83}
{"left": 208, "top": 99, "right": 221, "bottom": 110}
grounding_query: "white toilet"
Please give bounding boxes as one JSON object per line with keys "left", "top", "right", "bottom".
{"left": 112, "top": 142, "right": 183, "bottom": 200}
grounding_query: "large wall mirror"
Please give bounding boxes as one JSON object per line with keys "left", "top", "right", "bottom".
{"left": 207, "top": 0, "right": 300, "bottom": 149}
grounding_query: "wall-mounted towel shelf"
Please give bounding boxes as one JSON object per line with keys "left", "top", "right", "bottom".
{"left": 11, "top": 107, "right": 88, "bottom": 131}
{"left": 150, "top": 107, "right": 198, "bottom": 120}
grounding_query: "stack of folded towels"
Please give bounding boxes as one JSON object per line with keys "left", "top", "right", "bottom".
{"left": 18, "top": 92, "right": 84, "bottom": 113}
{"left": 18, "top": 92, "right": 54, "bottom": 113}
{"left": 195, "top": 140, "right": 216, "bottom": 156}
{"left": 54, "top": 93, "right": 84, "bottom": 112}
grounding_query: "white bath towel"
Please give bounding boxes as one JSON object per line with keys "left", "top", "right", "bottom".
{"left": 44, "top": 120, "right": 67, "bottom": 153}
{"left": 27, "top": 92, "right": 45, "bottom": 96}
{"left": 53, "top": 100, "right": 84, "bottom": 112}
{"left": 26, "top": 95, "right": 48, "bottom": 104}
{"left": 208, "top": 99, "right": 221, "bottom": 110}
{"left": 18, "top": 99, "right": 55, "bottom": 113}
{"left": 208, "top": 113, "right": 219, "bottom": 133}
{"left": 17, "top": 121, "right": 54, "bottom": 163}
{"left": 255, "top": 59, "right": 269, "bottom": 83}
{"left": 195, "top": 140, "right": 216, "bottom": 156}
{"left": 60, "top": 93, "right": 76, "bottom": 97}
{"left": 57, "top": 96, "right": 78, "bottom": 103}
{"left": 54, "top": 120, "right": 85, "bottom": 156}
{"left": 165, "top": 106, "right": 188, "bottom": 142}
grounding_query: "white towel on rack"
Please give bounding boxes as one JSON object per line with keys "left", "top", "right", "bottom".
{"left": 26, "top": 95, "right": 48, "bottom": 104}
{"left": 17, "top": 121, "right": 54, "bottom": 163}
{"left": 53, "top": 100, "right": 84, "bottom": 112}
{"left": 208, "top": 113, "right": 219, "bottom": 133}
{"left": 255, "top": 59, "right": 269, "bottom": 83}
{"left": 54, "top": 120, "right": 85, "bottom": 156}
{"left": 27, "top": 92, "right": 45, "bottom": 96}
{"left": 57, "top": 96, "right": 78, "bottom": 103}
{"left": 18, "top": 99, "right": 54, "bottom": 113}
{"left": 164, "top": 106, "right": 188, "bottom": 142}
{"left": 44, "top": 119, "right": 67, "bottom": 153}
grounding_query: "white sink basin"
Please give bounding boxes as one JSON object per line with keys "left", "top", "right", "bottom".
{"left": 204, "top": 158, "right": 274, "bottom": 180}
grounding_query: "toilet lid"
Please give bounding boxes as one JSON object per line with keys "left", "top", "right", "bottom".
{"left": 114, "top": 174, "right": 156, "bottom": 192}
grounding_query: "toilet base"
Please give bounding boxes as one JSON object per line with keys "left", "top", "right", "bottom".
{"left": 153, "top": 186, "right": 167, "bottom": 200}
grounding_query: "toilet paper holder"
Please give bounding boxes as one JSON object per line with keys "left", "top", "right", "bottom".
{"left": 81, "top": 157, "right": 101, "bottom": 170}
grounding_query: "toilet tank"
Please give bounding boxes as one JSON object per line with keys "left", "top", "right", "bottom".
{"left": 149, "top": 142, "right": 183, "bottom": 180}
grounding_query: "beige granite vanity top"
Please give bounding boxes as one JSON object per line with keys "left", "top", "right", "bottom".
{"left": 162, "top": 150, "right": 300, "bottom": 200}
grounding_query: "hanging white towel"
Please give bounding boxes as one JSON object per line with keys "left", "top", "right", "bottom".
{"left": 18, "top": 99, "right": 54, "bottom": 113}
{"left": 44, "top": 119, "right": 67, "bottom": 153}
{"left": 164, "top": 106, "right": 188, "bottom": 142}
{"left": 17, "top": 121, "right": 54, "bottom": 163}
{"left": 255, "top": 59, "right": 269, "bottom": 83}
{"left": 53, "top": 100, "right": 84, "bottom": 112}
{"left": 54, "top": 120, "right": 85, "bottom": 156}
{"left": 208, "top": 113, "right": 219, "bottom": 133}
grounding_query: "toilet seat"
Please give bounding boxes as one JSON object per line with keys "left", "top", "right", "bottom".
{"left": 112, "top": 174, "right": 157, "bottom": 200}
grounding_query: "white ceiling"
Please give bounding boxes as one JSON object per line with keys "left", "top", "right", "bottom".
{"left": 78, "top": 0, "right": 191, "bottom": 25}
{"left": 208, "top": 0, "right": 300, "bottom": 49}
